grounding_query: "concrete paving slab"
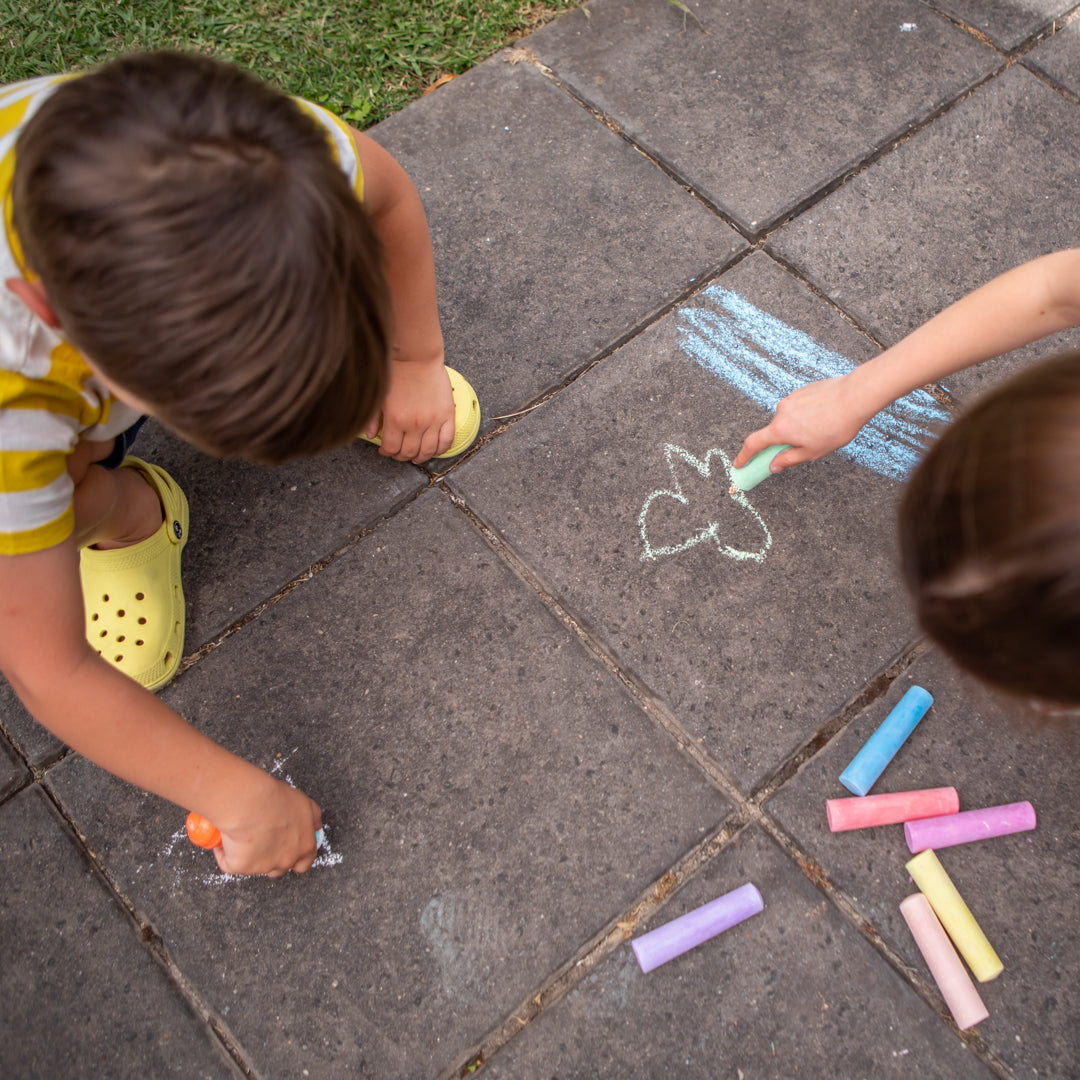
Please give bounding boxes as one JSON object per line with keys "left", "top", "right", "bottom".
{"left": 767, "top": 648, "right": 1080, "bottom": 1079}
{"left": 133, "top": 420, "right": 426, "bottom": 650}
{"left": 372, "top": 53, "right": 746, "bottom": 421}
{"left": 526, "top": 0, "right": 999, "bottom": 234}
{"left": 930, "top": 0, "right": 1073, "bottom": 51}
{"left": 0, "top": 785, "right": 241, "bottom": 1080}
{"left": 484, "top": 824, "right": 995, "bottom": 1079}
{"left": 771, "top": 64, "right": 1080, "bottom": 404}
{"left": 1026, "top": 14, "right": 1080, "bottom": 96}
{"left": 451, "top": 251, "right": 920, "bottom": 792}
{"left": 44, "top": 489, "right": 730, "bottom": 1079}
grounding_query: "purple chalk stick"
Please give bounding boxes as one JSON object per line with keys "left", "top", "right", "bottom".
{"left": 905, "top": 801, "right": 1036, "bottom": 853}
{"left": 631, "top": 882, "right": 764, "bottom": 973}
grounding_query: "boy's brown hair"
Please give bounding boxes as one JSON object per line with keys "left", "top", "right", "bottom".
{"left": 13, "top": 51, "right": 390, "bottom": 463}
{"left": 899, "top": 351, "right": 1080, "bottom": 706}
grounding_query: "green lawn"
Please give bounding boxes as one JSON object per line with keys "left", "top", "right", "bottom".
{"left": 0, "top": 0, "right": 579, "bottom": 126}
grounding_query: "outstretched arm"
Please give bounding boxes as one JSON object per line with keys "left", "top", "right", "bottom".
{"left": 734, "top": 248, "right": 1080, "bottom": 471}
{"left": 350, "top": 126, "right": 455, "bottom": 464}
{"left": 0, "top": 540, "right": 321, "bottom": 877}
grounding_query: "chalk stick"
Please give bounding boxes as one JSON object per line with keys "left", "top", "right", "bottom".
{"left": 728, "top": 444, "right": 791, "bottom": 491}
{"left": 839, "top": 685, "right": 933, "bottom": 796}
{"left": 906, "top": 849, "right": 1003, "bottom": 982}
{"left": 827, "top": 787, "right": 958, "bottom": 832}
{"left": 900, "top": 893, "right": 989, "bottom": 1029}
{"left": 905, "top": 801, "right": 1036, "bottom": 853}
{"left": 632, "top": 882, "right": 764, "bottom": 973}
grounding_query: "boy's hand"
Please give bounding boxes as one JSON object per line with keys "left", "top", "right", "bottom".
{"left": 366, "top": 357, "right": 455, "bottom": 463}
{"left": 212, "top": 775, "right": 323, "bottom": 878}
{"left": 733, "top": 373, "right": 873, "bottom": 473}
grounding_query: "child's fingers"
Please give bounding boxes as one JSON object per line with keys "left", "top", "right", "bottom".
{"left": 733, "top": 426, "right": 778, "bottom": 469}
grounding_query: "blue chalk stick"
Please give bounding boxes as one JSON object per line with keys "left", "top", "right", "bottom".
{"left": 839, "top": 686, "right": 934, "bottom": 796}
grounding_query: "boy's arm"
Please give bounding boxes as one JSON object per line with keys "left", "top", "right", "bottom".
{"left": 349, "top": 126, "right": 455, "bottom": 463}
{"left": 0, "top": 540, "right": 321, "bottom": 877}
{"left": 735, "top": 248, "right": 1080, "bottom": 471}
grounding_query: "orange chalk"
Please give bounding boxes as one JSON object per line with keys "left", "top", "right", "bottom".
{"left": 186, "top": 811, "right": 221, "bottom": 849}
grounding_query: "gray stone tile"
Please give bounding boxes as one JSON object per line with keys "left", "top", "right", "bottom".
{"left": 931, "top": 0, "right": 1073, "bottom": 51}
{"left": 372, "top": 55, "right": 745, "bottom": 421}
{"left": 1026, "top": 15, "right": 1080, "bottom": 96}
{"left": 133, "top": 421, "right": 426, "bottom": 650}
{"left": 771, "top": 65, "right": 1080, "bottom": 404}
{"left": 526, "top": 0, "right": 999, "bottom": 233}
{"left": 450, "top": 252, "right": 920, "bottom": 792}
{"left": 767, "top": 648, "right": 1080, "bottom": 1079}
{"left": 0, "top": 786, "right": 241, "bottom": 1080}
{"left": 0, "top": 719, "right": 27, "bottom": 800}
{"left": 484, "top": 825, "right": 994, "bottom": 1079}
{"left": 44, "top": 489, "right": 730, "bottom": 1080}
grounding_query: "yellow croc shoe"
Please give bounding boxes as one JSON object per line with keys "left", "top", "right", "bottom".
{"left": 79, "top": 457, "right": 189, "bottom": 691}
{"left": 361, "top": 366, "right": 480, "bottom": 458}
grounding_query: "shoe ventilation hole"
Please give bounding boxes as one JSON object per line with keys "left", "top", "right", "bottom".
{"left": 116, "top": 609, "right": 125, "bottom": 618}
{"left": 114, "top": 654, "right": 123, "bottom": 663}
{"left": 135, "top": 592, "right": 145, "bottom": 601}
{"left": 91, "top": 613, "right": 99, "bottom": 622}
{"left": 116, "top": 635, "right": 125, "bottom": 643}
{"left": 101, "top": 593, "right": 109, "bottom": 602}
{"left": 135, "top": 639, "right": 144, "bottom": 647}
{"left": 137, "top": 617, "right": 147, "bottom": 625}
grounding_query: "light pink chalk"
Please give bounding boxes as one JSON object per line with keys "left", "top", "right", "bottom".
{"left": 900, "top": 893, "right": 988, "bottom": 1029}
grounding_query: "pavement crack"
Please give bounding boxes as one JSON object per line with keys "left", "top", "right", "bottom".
{"left": 34, "top": 781, "right": 266, "bottom": 1080}
{"left": 757, "top": 813, "right": 1020, "bottom": 1080}
{"left": 441, "top": 817, "right": 750, "bottom": 1080}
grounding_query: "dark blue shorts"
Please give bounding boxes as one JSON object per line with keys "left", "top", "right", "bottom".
{"left": 99, "top": 416, "right": 150, "bottom": 470}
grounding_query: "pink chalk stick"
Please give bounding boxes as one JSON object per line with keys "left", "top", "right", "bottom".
{"left": 900, "top": 893, "right": 988, "bottom": 1030}
{"left": 826, "top": 787, "right": 959, "bottom": 832}
{"left": 905, "top": 801, "right": 1036, "bottom": 853}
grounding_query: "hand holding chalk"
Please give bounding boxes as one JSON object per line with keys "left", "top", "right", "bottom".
{"left": 728, "top": 444, "right": 791, "bottom": 492}
{"left": 185, "top": 811, "right": 325, "bottom": 853}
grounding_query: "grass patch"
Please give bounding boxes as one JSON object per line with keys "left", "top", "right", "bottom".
{"left": 0, "top": 0, "right": 580, "bottom": 125}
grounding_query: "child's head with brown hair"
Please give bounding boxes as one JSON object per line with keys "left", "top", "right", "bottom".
{"left": 900, "top": 351, "right": 1080, "bottom": 707}
{"left": 12, "top": 51, "right": 390, "bottom": 463}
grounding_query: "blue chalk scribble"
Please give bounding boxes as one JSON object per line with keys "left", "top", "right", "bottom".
{"left": 676, "top": 286, "right": 952, "bottom": 481}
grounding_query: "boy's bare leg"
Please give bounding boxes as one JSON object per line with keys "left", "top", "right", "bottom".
{"left": 67, "top": 439, "right": 163, "bottom": 550}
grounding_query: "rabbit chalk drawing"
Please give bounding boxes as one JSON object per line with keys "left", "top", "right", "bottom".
{"left": 676, "top": 286, "right": 952, "bottom": 482}
{"left": 639, "top": 444, "right": 772, "bottom": 563}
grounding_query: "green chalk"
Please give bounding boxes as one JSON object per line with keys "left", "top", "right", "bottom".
{"left": 728, "top": 444, "right": 790, "bottom": 491}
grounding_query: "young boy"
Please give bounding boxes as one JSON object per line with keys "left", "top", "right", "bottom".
{"left": 0, "top": 52, "right": 479, "bottom": 877}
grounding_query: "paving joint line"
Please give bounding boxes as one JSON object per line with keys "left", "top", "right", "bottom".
{"left": 748, "top": 637, "right": 932, "bottom": 808}
{"left": 441, "top": 815, "right": 752, "bottom": 1080}
{"left": 503, "top": 47, "right": 747, "bottom": 235}
{"left": 172, "top": 476, "right": 435, "bottom": 677}
{"left": 757, "top": 812, "right": 1020, "bottom": 1080}
{"left": 440, "top": 483, "right": 747, "bottom": 805}
{"left": 33, "top": 779, "right": 265, "bottom": 1080}
{"left": 761, "top": 247, "right": 963, "bottom": 414}
{"left": 433, "top": 245, "right": 753, "bottom": 455}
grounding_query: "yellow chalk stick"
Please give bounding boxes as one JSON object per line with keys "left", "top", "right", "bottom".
{"left": 905, "top": 849, "right": 1003, "bottom": 983}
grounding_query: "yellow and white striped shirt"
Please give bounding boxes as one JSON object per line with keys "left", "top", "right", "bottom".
{"left": 0, "top": 72, "right": 363, "bottom": 556}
